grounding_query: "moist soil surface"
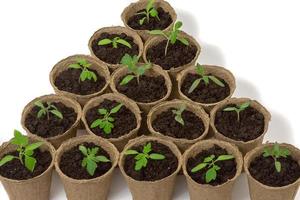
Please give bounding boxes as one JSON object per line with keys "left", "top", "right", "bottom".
{"left": 249, "top": 153, "right": 300, "bottom": 187}
{"left": 91, "top": 32, "right": 139, "bottom": 64}
{"left": 146, "top": 40, "right": 197, "bottom": 70}
{"left": 215, "top": 104, "right": 265, "bottom": 142}
{"left": 25, "top": 102, "right": 77, "bottom": 138}
{"left": 181, "top": 73, "right": 231, "bottom": 104}
{"left": 187, "top": 145, "right": 237, "bottom": 186}
{"left": 116, "top": 75, "right": 167, "bottom": 103}
{"left": 54, "top": 68, "right": 106, "bottom": 95}
{"left": 59, "top": 142, "right": 112, "bottom": 179}
{"left": 152, "top": 108, "right": 205, "bottom": 140}
{"left": 127, "top": 7, "right": 172, "bottom": 31}
{"left": 0, "top": 149, "right": 52, "bottom": 180}
{"left": 86, "top": 99, "right": 137, "bottom": 139}
{"left": 124, "top": 141, "right": 178, "bottom": 181}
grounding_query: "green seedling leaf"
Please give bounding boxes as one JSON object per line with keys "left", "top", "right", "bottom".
{"left": 263, "top": 143, "right": 290, "bottom": 173}
{"left": 11, "top": 129, "right": 28, "bottom": 147}
{"left": 98, "top": 37, "right": 132, "bottom": 49}
{"left": 0, "top": 155, "right": 15, "bottom": 166}
{"left": 34, "top": 101, "right": 63, "bottom": 120}
{"left": 68, "top": 58, "right": 97, "bottom": 82}
{"left": 206, "top": 167, "right": 217, "bottom": 183}
{"left": 191, "top": 163, "right": 208, "bottom": 173}
{"left": 275, "top": 161, "right": 281, "bottom": 173}
{"left": 25, "top": 142, "right": 43, "bottom": 152}
{"left": 116, "top": 38, "right": 132, "bottom": 48}
{"left": 125, "top": 150, "right": 139, "bottom": 155}
{"left": 223, "top": 101, "right": 251, "bottom": 122}
{"left": 216, "top": 155, "right": 234, "bottom": 161}
{"left": 149, "top": 153, "right": 165, "bottom": 160}
{"left": 172, "top": 105, "right": 186, "bottom": 126}
{"left": 25, "top": 155, "right": 36, "bottom": 172}
{"left": 137, "top": 0, "right": 160, "bottom": 25}
{"left": 98, "top": 38, "right": 112, "bottom": 45}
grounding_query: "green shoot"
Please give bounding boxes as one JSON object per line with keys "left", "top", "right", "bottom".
{"left": 0, "top": 130, "right": 43, "bottom": 172}
{"left": 191, "top": 154, "right": 234, "bottom": 183}
{"left": 119, "top": 54, "right": 152, "bottom": 85}
{"left": 98, "top": 37, "right": 132, "bottom": 49}
{"left": 149, "top": 21, "right": 189, "bottom": 55}
{"left": 223, "top": 102, "right": 251, "bottom": 122}
{"left": 125, "top": 142, "right": 165, "bottom": 171}
{"left": 79, "top": 145, "right": 111, "bottom": 176}
{"left": 172, "top": 105, "right": 186, "bottom": 126}
{"left": 263, "top": 143, "right": 290, "bottom": 173}
{"left": 136, "top": 0, "right": 160, "bottom": 25}
{"left": 68, "top": 58, "right": 97, "bottom": 82}
{"left": 34, "top": 100, "right": 63, "bottom": 120}
{"left": 90, "top": 103, "right": 123, "bottom": 134}
{"left": 188, "top": 64, "right": 225, "bottom": 93}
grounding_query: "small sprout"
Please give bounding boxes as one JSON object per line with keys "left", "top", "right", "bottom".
{"left": 188, "top": 64, "right": 225, "bottom": 93}
{"left": 136, "top": 0, "right": 160, "bottom": 25}
{"left": 119, "top": 54, "right": 152, "bottom": 85}
{"left": 172, "top": 105, "right": 186, "bottom": 126}
{"left": 79, "top": 145, "right": 111, "bottom": 176}
{"left": 149, "top": 21, "right": 189, "bottom": 55}
{"left": 191, "top": 154, "right": 234, "bottom": 183}
{"left": 69, "top": 58, "right": 97, "bottom": 82}
{"left": 90, "top": 103, "right": 123, "bottom": 134}
{"left": 263, "top": 143, "right": 290, "bottom": 173}
{"left": 0, "top": 130, "right": 43, "bottom": 172}
{"left": 98, "top": 37, "right": 132, "bottom": 49}
{"left": 34, "top": 100, "right": 63, "bottom": 120}
{"left": 223, "top": 102, "right": 251, "bottom": 122}
{"left": 125, "top": 142, "right": 165, "bottom": 171}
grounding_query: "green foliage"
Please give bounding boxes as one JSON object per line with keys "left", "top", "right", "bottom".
{"left": 68, "top": 58, "right": 97, "bottom": 82}
{"left": 34, "top": 100, "right": 63, "bottom": 120}
{"left": 98, "top": 37, "right": 132, "bottom": 49}
{"left": 172, "top": 105, "right": 186, "bottom": 126}
{"left": 90, "top": 103, "right": 123, "bottom": 134}
{"left": 136, "top": 0, "right": 160, "bottom": 25}
{"left": 188, "top": 64, "right": 225, "bottom": 93}
{"left": 191, "top": 154, "right": 234, "bottom": 183}
{"left": 149, "top": 21, "right": 189, "bottom": 55}
{"left": 125, "top": 142, "right": 165, "bottom": 171}
{"left": 79, "top": 145, "right": 111, "bottom": 176}
{"left": 263, "top": 143, "right": 290, "bottom": 173}
{"left": 223, "top": 102, "right": 251, "bottom": 122}
{"left": 119, "top": 54, "right": 152, "bottom": 85}
{"left": 0, "top": 130, "right": 43, "bottom": 172}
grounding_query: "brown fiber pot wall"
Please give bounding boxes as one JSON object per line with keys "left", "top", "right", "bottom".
{"left": 210, "top": 97, "right": 271, "bottom": 155}
{"left": 82, "top": 93, "right": 142, "bottom": 151}
{"left": 0, "top": 137, "right": 55, "bottom": 200}
{"left": 88, "top": 26, "right": 144, "bottom": 71}
{"left": 183, "top": 139, "right": 243, "bottom": 200}
{"left": 147, "top": 99, "right": 210, "bottom": 152}
{"left": 21, "top": 94, "right": 82, "bottom": 149}
{"left": 121, "top": 0, "right": 177, "bottom": 41}
{"left": 50, "top": 54, "right": 111, "bottom": 106}
{"left": 119, "top": 136, "right": 182, "bottom": 200}
{"left": 244, "top": 143, "right": 300, "bottom": 200}
{"left": 55, "top": 135, "right": 119, "bottom": 200}
{"left": 177, "top": 65, "right": 236, "bottom": 112}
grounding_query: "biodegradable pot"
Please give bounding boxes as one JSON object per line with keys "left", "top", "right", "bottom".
{"left": 147, "top": 99, "right": 210, "bottom": 152}
{"left": 210, "top": 97, "right": 271, "bottom": 155}
{"left": 177, "top": 65, "right": 236, "bottom": 112}
{"left": 88, "top": 26, "right": 144, "bottom": 71}
{"left": 121, "top": 0, "right": 177, "bottom": 41}
{"left": 244, "top": 143, "right": 300, "bottom": 200}
{"left": 119, "top": 136, "right": 182, "bottom": 200}
{"left": 0, "top": 137, "right": 55, "bottom": 200}
{"left": 183, "top": 139, "right": 243, "bottom": 200}
{"left": 82, "top": 93, "right": 142, "bottom": 151}
{"left": 21, "top": 94, "right": 82, "bottom": 149}
{"left": 55, "top": 135, "right": 119, "bottom": 200}
{"left": 50, "top": 54, "right": 111, "bottom": 106}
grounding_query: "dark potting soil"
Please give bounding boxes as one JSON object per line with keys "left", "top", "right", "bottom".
{"left": 116, "top": 75, "right": 167, "bottom": 103}
{"left": 54, "top": 68, "right": 106, "bottom": 95}
{"left": 127, "top": 7, "right": 173, "bottom": 31}
{"left": 0, "top": 149, "right": 52, "bottom": 180}
{"left": 91, "top": 32, "right": 139, "bottom": 64}
{"left": 187, "top": 145, "right": 237, "bottom": 186}
{"left": 181, "top": 73, "right": 231, "bottom": 104}
{"left": 146, "top": 40, "right": 198, "bottom": 70}
{"left": 124, "top": 141, "right": 178, "bottom": 181}
{"left": 25, "top": 102, "right": 77, "bottom": 138}
{"left": 85, "top": 99, "right": 137, "bottom": 139}
{"left": 249, "top": 153, "right": 300, "bottom": 187}
{"left": 215, "top": 104, "right": 265, "bottom": 142}
{"left": 152, "top": 108, "right": 205, "bottom": 140}
{"left": 59, "top": 142, "right": 112, "bottom": 179}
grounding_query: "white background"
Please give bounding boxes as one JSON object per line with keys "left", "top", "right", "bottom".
{"left": 0, "top": 0, "right": 299, "bottom": 199}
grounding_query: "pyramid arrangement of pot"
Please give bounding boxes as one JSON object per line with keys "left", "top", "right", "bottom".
{"left": 0, "top": 1, "right": 299, "bottom": 200}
